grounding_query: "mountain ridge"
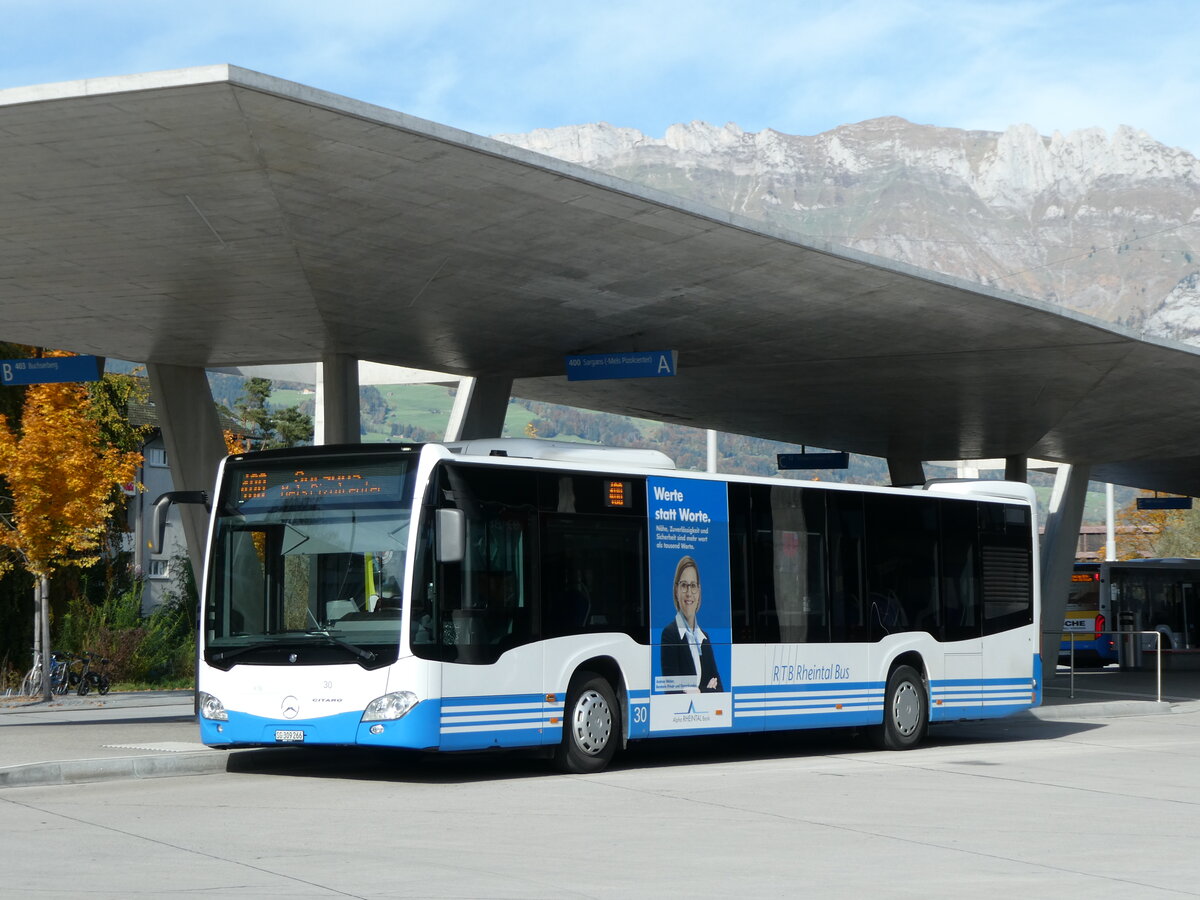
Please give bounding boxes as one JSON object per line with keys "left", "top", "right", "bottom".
{"left": 494, "top": 117, "right": 1200, "bottom": 343}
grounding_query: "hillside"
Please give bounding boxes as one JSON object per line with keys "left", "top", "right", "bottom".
{"left": 495, "top": 118, "right": 1200, "bottom": 344}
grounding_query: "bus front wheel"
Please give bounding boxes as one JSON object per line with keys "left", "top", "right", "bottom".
{"left": 554, "top": 671, "right": 618, "bottom": 774}
{"left": 870, "top": 665, "right": 928, "bottom": 750}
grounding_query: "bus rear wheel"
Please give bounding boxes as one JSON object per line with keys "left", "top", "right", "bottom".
{"left": 554, "top": 671, "right": 618, "bottom": 774}
{"left": 870, "top": 665, "right": 928, "bottom": 750}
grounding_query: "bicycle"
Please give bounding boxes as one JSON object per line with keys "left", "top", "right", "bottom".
{"left": 50, "top": 651, "right": 74, "bottom": 695}
{"left": 18, "top": 652, "right": 42, "bottom": 697}
{"left": 75, "top": 652, "right": 111, "bottom": 696}
{"left": 19, "top": 650, "right": 72, "bottom": 697}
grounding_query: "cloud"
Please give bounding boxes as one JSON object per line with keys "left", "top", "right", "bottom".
{"left": 3, "top": 0, "right": 1200, "bottom": 152}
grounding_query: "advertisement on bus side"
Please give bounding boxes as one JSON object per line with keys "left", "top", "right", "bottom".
{"left": 647, "top": 476, "right": 733, "bottom": 732}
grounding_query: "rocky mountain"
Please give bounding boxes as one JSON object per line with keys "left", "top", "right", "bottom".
{"left": 494, "top": 118, "right": 1200, "bottom": 344}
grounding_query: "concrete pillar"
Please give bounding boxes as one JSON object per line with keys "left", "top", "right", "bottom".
{"left": 319, "top": 354, "right": 360, "bottom": 445}
{"left": 1105, "top": 483, "right": 1117, "bottom": 560}
{"left": 145, "top": 363, "right": 228, "bottom": 582}
{"left": 887, "top": 458, "right": 925, "bottom": 487}
{"left": 1040, "top": 463, "right": 1090, "bottom": 674}
{"left": 1004, "top": 455, "right": 1028, "bottom": 482}
{"left": 444, "top": 376, "right": 513, "bottom": 440}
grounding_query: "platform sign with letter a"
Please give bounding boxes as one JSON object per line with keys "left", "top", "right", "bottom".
{"left": 1, "top": 356, "right": 102, "bottom": 386}
{"left": 565, "top": 351, "right": 677, "bottom": 381}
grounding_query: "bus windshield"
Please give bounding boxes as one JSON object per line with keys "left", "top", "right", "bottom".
{"left": 204, "top": 452, "right": 419, "bottom": 669}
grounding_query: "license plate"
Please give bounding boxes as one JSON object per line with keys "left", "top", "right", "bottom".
{"left": 274, "top": 730, "right": 304, "bottom": 742}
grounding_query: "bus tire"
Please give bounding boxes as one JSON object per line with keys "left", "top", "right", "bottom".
{"left": 554, "top": 671, "right": 618, "bottom": 774}
{"left": 870, "top": 665, "right": 927, "bottom": 750}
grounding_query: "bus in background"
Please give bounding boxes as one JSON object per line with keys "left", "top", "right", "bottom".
{"left": 1107, "top": 559, "right": 1200, "bottom": 656}
{"left": 182, "top": 439, "right": 1041, "bottom": 773}
{"left": 1061, "top": 558, "right": 1200, "bottom": 667}
{"left": 1059, "top": 563, "right": 1117, "bottom": 665}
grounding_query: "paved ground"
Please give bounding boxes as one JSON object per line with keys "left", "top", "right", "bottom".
{"left": 1, "top": 663, "right": 1197, "bottom": 789}
{"left": 0, "top": 689, "right": 215, "bottom": 787}
{"left": 5, "top": 672, "right": 1200, "bottom": 899}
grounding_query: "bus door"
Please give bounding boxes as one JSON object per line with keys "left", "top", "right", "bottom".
{"left": 540, "top": 499, "right": 651, "bottom": 739}
{"left": 429, "top": 465, "right": 545, "bottom": 751}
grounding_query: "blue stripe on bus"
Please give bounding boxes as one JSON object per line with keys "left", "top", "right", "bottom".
{"left": 203, "top": 670, "right": 1039, "bottom": 751}
{"left": 732, "top": 681, "right": 884, "bottom": 730}
{"left": 437, "top": 693, "right": 565, "bottom": 750}
{"left": 928, "top": 675, "right": 1036, "bottom": 721}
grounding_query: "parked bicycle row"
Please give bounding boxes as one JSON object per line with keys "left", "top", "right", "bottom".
{"left": 19, "top": 650, "right": 111, "bottom": 697}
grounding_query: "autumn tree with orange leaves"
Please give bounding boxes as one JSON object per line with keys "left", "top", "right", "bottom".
{"left": 0, "top": 383, "right": 141, "bottom": 577}
{"left": 0, "top": 353, "right": 142, "bottom": 696}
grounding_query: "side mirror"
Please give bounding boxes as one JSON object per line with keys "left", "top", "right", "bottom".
{"left": 151, "top": 491, "right": 209, "bottom": 554}
{"left": 435, "top": 508, "right": 465, "bottom": 563}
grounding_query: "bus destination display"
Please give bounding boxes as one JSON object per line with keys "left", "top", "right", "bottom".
{"left": 234, "top": 463, "right": 410, "bottom": 507}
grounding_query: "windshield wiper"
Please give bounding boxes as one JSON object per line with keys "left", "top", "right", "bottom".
{"left": 307, "top": 630, "right": 377, "bottom": 662}
{"left": 211, "top": 642, "right": 274, "bottom": 663}
{"left": 212, "top": 633, "right": 376, "bottom": 664}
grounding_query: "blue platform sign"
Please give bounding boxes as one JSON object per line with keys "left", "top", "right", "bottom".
{"left": 778, "top": 452, "right": 850, "bottom": 470}
{"left": 1, "top": 356, "right": 102, "bottom": 386}
{"left": 565, "top": 350, "right": 677, "bottom": 381}
{"left": 1137, "top": 497, "right": 1193, "bottom": 510}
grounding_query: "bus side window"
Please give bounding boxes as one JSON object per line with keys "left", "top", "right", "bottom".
{"left": 540, "top": 514, "right": 647, "bottom": 641}
{"left": 940, "top": 501, "right": 981, "bottom": 641}
{"left": 864, "top": 494, "right": 940, "bottom": 639}
{"left": 828, "top": 493, "right": 867, "bottom": 642}
{"left": 980, "top": 502, "right": 1034, "bottom": 635}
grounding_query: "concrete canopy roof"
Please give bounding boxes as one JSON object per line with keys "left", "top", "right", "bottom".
{"left": 2, "top": 65, "right": 1199, "bottom": 495}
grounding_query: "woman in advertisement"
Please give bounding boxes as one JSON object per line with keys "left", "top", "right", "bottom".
{"left": 660, "top": 555, "right": 724, "bottom": 693}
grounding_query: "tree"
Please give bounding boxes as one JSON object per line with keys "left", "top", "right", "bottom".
{"left": 1152, "top": 511, "right": 1200, "bottom": 558}
{"left": 1114, "top": 490, "right": 1200, "bottom": 560}
{"left": 272, "top": 406, "right": 314, "bottom": 448}
{"left": 82, "top": 371, "right": 154, "bottom": 574}
{"left": 0, "top": 343, "right": 31, "bottom": 684}
{"left": 232, "top": 377, "right": 275, "bottom": 445}
{"left": 231, "top": 377, "right": 313, "bottom": 449}
{"left": 0, "top": 352, "right": 142, "bottom": 697}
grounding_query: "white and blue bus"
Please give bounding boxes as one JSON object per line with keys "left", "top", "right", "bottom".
{"left": 193, "top": 439, "right": 1042, "bottom": 772}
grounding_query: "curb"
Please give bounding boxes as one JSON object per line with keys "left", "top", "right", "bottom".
{"left": 1028, "top": 699, "right": 1175, "bottom": 720}
{"left": 0, "top": 751, "right": 230, "bottom": 789}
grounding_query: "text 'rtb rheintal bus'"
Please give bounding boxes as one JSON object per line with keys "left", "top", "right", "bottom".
{"left": 189, "top": 439, "right": 1041, "bottom": 772}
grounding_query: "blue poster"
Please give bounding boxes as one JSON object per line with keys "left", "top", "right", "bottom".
{"left": 647, "top": 476, "right": 732, "bottom": 732}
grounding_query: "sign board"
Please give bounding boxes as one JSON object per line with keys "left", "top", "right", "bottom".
{"left": 565, "top": 351, "right": 677, "bottom": 381}
{"left": 645, "top": 476, "right": 732, "bottom": 735}
{"left": 778, "top": 452, "right": 850, "bottom": 470}
{"left": 1136, "top": 497, "right": 1193, "bottom": 510}
{"left": 1, "top": 356, "right": 102, "bottom": 386}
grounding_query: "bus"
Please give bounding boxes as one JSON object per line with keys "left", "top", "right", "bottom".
{"left": 189, "top": 439, "right": 1042, "bottom": 772}
{"left": 1062, "top": 558, "right": 1200, "bottom": 666}
{"left": 1059, "top": 563, "right": 1117, "bottom": 665}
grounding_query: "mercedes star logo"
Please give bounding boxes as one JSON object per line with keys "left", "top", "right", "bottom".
{"left": 281, "top": 695, "right": 300, "bottom": 719}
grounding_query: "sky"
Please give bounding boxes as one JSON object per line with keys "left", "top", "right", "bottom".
{"left": 2, "top": 0, "right": 1199, "bottom": 152}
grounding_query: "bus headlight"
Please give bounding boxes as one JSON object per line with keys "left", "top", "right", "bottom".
{"left": 198, "top": 691, "right": 228, "bottom": 721}
{"left": 362, "top": 691, "right": 419, "bottom": 722}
